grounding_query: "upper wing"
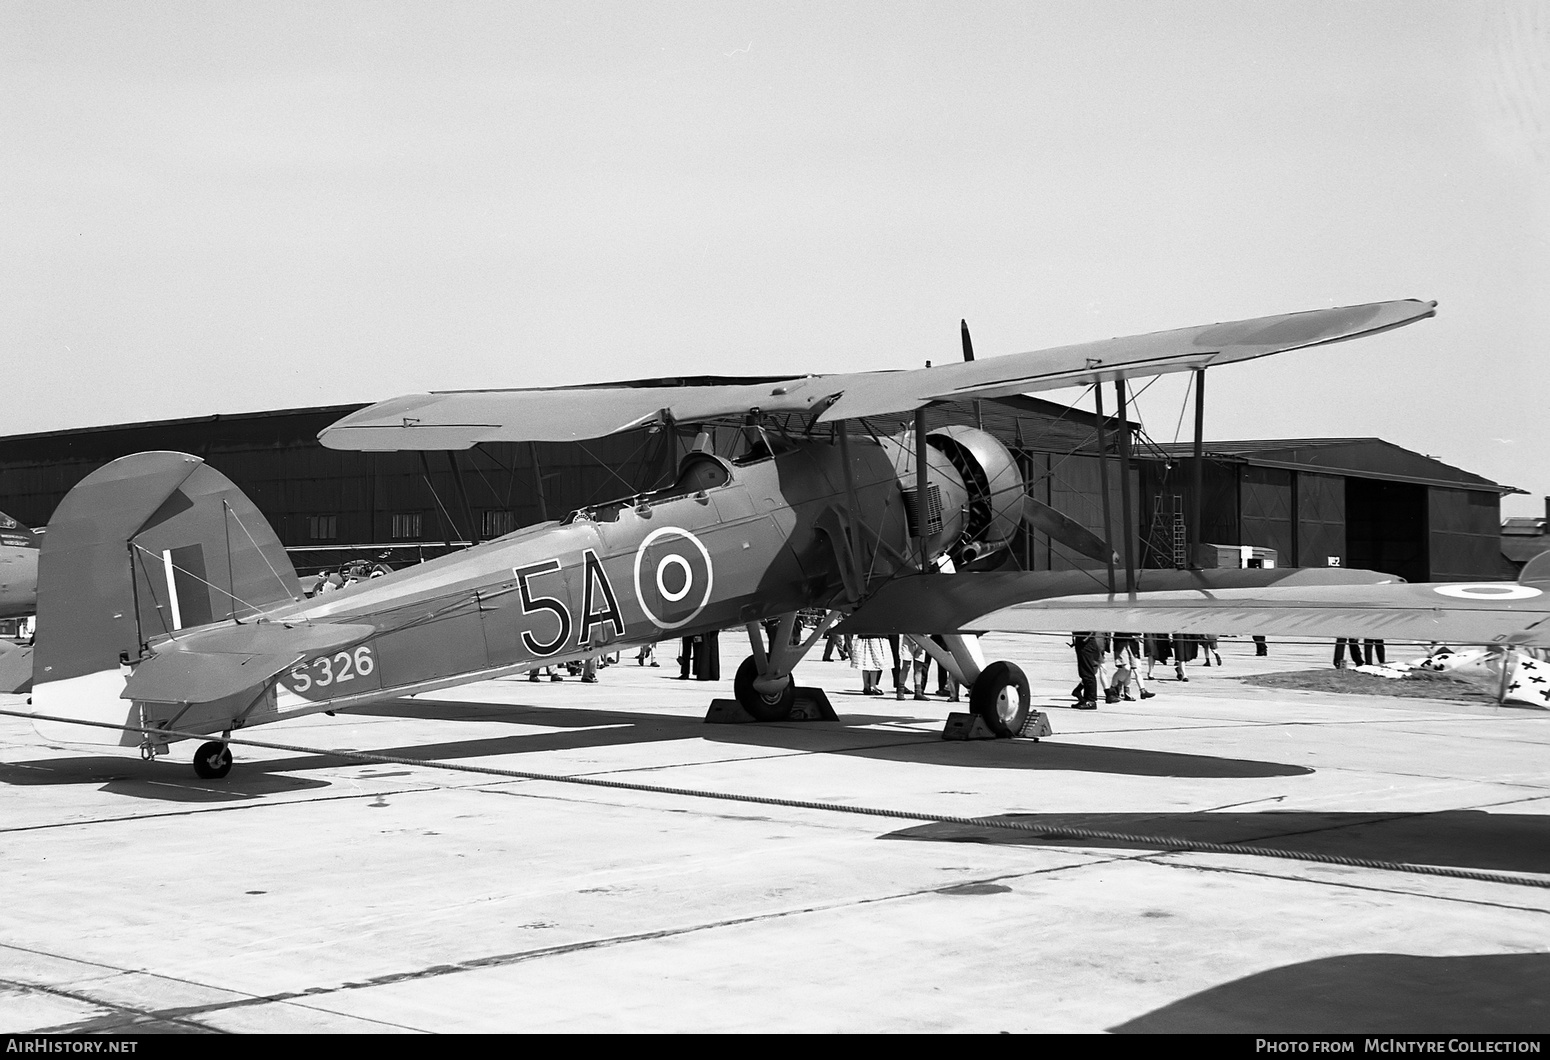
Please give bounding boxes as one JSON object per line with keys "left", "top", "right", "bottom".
{"left": 319, "top": 299, "right": 1436, "bottom": 450}
{"left": 970, "top": 580, "right": 1550, "bottom": 648}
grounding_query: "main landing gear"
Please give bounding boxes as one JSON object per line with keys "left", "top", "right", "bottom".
{"left": 914, "top": 635, "right": 1035, "bottom": 739}
{"left": 967, "top": 660, "right": 1031, "bottom": 738}
{"left": 730, "top": 616, "right": 1039, "bottom": 739}
{"left": 732, "top": 610, "right": 843, "bottom": 721}
{"left": 192, "top": 739, "right": 233, "bottom": 780}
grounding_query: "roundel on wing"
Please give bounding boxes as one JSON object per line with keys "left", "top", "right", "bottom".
{"left": 1433, "top": 584, "right": 1542, "bottom": 601}
{"left": 634, "top": 527, "right": 714, "bottom": 630}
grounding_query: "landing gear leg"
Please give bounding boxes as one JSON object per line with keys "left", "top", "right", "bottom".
{"left": 193, "top": 736, "right": 233, "bottom": 780}
{"left": 916, "top": 635, "right": 1036, "bottom": 739}
{"left": 734, "top": 610, "right": 842, "bottom": 721}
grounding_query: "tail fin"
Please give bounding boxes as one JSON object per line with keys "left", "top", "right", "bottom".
{"left": 33, "top": 452, "right": 302, "bottom": 746}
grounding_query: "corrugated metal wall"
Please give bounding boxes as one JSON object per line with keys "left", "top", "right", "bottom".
{"left": 1239, "top": 466, "right": 1293, "bottom": 561}
{"left": 1295, "top": 472, "right": 1345, "bottom": 567}
{"left": 1428, "top": 487, "right": 1509, "bottom": 581}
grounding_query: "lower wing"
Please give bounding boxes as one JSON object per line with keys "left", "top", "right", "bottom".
{"left": 973, "top": 580, "right": 1550, "bottom": 648}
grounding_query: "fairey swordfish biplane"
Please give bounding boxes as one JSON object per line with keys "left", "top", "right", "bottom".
{"left": 23, "top": 300, "right": 1441, "bottom": 778}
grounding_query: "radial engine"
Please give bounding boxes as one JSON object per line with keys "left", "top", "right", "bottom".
{"left": 879, "top": 425, "right": 1027, "bottom": 569}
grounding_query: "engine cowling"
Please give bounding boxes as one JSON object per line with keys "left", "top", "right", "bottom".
{"left": 926, "top": 426, "right": 1026, "bottom": 564}
{"left": 880, "top": 425, "right": 1026, "bottom": 568}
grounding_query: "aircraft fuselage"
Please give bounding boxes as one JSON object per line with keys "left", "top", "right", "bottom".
{"left": 242, "top": 432, "right": 964, "bottom": 719}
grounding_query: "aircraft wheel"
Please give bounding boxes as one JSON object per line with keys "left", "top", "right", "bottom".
{"left": 970, "top": 661, "right": 1030, "bottom": 738}
{"left": 734, "top": 656, "right": 795, "bottom": 721}
{"left": 192, "top": 741, "right": 233, "bottom": 780}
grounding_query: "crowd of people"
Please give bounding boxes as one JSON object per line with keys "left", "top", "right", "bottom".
{"left": 493, "top": 625, "right": 1394, "bottom": 709}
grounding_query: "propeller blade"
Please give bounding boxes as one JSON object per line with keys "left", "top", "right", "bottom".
{"left": 960, "top": 319, "right": 975, "bottom": 362}
{"left": 1022, "top": 496, "right": 1117, "bottom": 565}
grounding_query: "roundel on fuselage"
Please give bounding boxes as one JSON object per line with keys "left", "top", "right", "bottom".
{"left": 633, "top": 527, "right": 714, "bottom": 630}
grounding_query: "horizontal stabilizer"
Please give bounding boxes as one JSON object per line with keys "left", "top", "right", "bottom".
{"left": 975, "top": 582, "right": 1550, "bottom": 648}
{"left": 320, "top": 300, "right": 1436, "bottom": 449}
{"left": 838, "top": 567, "right": 1398, "bottom": 636}
{"left": 125, "top": 622, "right": 375, "bottom": 705}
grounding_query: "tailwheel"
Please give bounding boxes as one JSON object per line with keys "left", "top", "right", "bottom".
{"left": 970, "top": 661, "right": 1030, "bottom": 738}
{"left": 734, "top": 655, "right": 795, "bottom": 721}
{"left": 192, "top": 740, "right": 233, "bottom": 780}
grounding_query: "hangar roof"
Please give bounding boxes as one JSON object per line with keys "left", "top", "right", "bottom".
{"left": 1149, "top": 438, "right": 1518, "bottom": 495}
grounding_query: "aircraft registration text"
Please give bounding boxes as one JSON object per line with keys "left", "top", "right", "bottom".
{"left": 280, "top": 645, "right": 382, "bottom": 698}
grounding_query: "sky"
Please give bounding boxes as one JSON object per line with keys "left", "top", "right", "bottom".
{"left": 4, "top": 1, "right": 1547, "bottom": 515}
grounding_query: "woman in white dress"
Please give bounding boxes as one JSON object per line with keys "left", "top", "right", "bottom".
{"left": 852, "top": 636, "right": 891, "bottom": 695}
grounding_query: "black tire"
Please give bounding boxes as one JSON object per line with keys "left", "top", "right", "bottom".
{"left": 970, "top": 661, "right": 1030, "bottom": 738}
{"left": 193, "top": 741, "right": 233, "bottom": 780}
{"left": 734, "top": 655, "right": 795, "bottom": 721}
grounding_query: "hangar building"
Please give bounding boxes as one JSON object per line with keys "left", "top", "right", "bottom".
{"left": 1145, "top": 439, "right": 1518, "bottom": 583}
{"left": 0, "top": 395, "right": 1517, "bottom": 584}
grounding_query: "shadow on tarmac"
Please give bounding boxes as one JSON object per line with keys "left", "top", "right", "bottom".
{"left": 888, "top": 808, "right": 1550, "bottom": 875}
{"left": 1110, "top": 951, "right": 1550, "bottom": 1033}
{"left": 359, "top": 697, "right": 1314, "bottom": 779}
{"left": 0, "top": 694, "right": 1312, "bottom": 802}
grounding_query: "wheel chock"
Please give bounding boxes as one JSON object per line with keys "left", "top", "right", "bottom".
{"left": 790, "top": 687, "right": 837, "bottom": 720}
{"left": 704, "top": 688, "right": 838, "bottom": 724}
{"left": 942, "top": 712, "right": 998, "bottom": 740}
{"left": 705, "top": 699, "right": 758, "bottom": 723}
{"left": 1020, "top": 711, "right": 1053, "bottom": 740}
{"left": 941, "top": 710, "right": 1053, "bottom": 741}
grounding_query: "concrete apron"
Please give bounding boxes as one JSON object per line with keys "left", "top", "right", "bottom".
{"left": 1, "top": 634, "right": 1547, "bottom": 1033}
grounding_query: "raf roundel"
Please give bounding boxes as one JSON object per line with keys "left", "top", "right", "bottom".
{"left": 634, "top": 527, "right": 715, "bottom": 630}
{"left": 1433, "top": 584, "right": 1543, "bottom": 601}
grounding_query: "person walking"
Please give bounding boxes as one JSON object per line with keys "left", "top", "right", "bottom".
{"left": 1108, "top": 633, "right": 1156, "bottom": 702}
{"left": 1071, "top": 632, "right": 1103, "bottom": 710}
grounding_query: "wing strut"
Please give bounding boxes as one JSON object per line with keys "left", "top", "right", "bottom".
{"left": 1093, "top": 384, "right": 1117, "bottom": 594}
{"left": 447, "top": 451, "right": 480, "bottom": 547}
{"left": 914, "top": 408, "right": 929, "bottom": 570}
{"left": 1115, "top": 379, "right": 1136, "bottom": 590}
{"left": 1189, "top": 368, "right": 1206, "bottom": 569}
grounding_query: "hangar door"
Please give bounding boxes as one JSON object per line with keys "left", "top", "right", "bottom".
{"left": 1239, "top": 466, "right": 1293, "bottom": 563}
{"left": 1345, "top": 477, "right": 1428, "bottom": 583}
{"left": 1295, "top": 472, "right": 1345, "bottom": 567}
{"left": 1428, "top": 488, "right": 1503, "bottom": 581}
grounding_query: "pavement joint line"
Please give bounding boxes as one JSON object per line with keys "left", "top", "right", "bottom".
{"left": 0, "top": 975, "right": 225, "bottom": 1034}
{"left": 22, "top": 857, "right": 1135, "bottom": 1026}
{"left": 9, "top": 706, "right": 1550, "bottom": 891}
{"left": 1149, "top": 856, "right": 1550, "bottom": 916}
{"left": 0, "top": 784, "right": 443, "bottom": 834}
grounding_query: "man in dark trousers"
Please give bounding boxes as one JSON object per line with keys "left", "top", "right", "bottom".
{"left": 1071, "top": 632, "right": 1103, "bottom": 710}
{"left": 1334, "top": 637, "right": 1365, "bottom": 669}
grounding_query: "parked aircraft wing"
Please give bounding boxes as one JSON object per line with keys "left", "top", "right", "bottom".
{"left": 123, "top": 621, "right": 377, "bottom": 706}
{"left": 970, "top": 580, "right": 1550, "bottom": 648}
{"left": 836, "top": 567, "right": 1401, "bottom": 636}
{"left": 319, "top": 299, "right": 1436, "bottom": 450}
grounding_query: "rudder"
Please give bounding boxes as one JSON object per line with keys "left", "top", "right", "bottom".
{"left": 32, "top": 452, "right": 302, "bottom": 746}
